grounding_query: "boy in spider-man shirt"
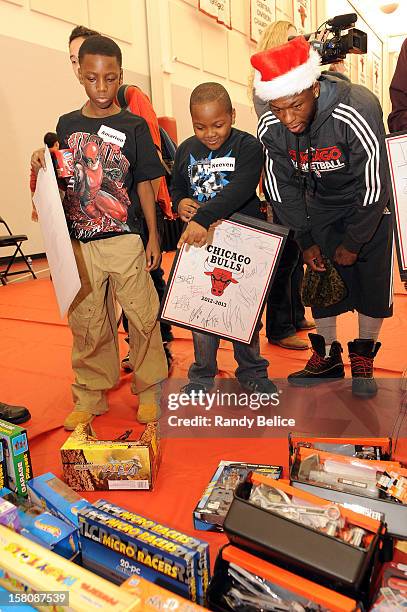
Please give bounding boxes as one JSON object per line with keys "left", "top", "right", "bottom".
{"left": 32, "top": 35, "right": 168, "bottom": 429}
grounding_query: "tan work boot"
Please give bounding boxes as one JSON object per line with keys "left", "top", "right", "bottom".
{"left": 270, "top": 334, "right": 309, "bottom": 350}
{"left": 63, "top": 410, "right": 95, "bottom": 431}
{"left": 137, "top": 384, "right": 162, "bottom": 423}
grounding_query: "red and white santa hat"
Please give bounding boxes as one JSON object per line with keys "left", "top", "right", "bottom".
{"left": 251, "top": 36, "right": 321, "bottom": 101}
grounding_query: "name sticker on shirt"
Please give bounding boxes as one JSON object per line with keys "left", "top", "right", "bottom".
{"left": 211, "top": 157, "right": 235, "bottom": 172}
{"left": 97, "top": 125, "right": 126, "bottom": 147}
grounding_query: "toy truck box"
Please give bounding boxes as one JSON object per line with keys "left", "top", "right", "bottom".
{"left": 0, "top": 419, "right": 32, "bottom": 496}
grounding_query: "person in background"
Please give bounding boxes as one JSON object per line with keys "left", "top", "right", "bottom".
{"left": 30, "top": 132, "right": 59, "bottom": 222}
{"left": 321, "top": 59, "right": 350, "bottom": 82}
{"left": 388, "top": 37, "right": 407, "bottom": 133}
{"left": 249, "top": 21, "right": 315, "bottom": 351}
{"left": 172, "top": 82, "right": 276, "bottom": 396}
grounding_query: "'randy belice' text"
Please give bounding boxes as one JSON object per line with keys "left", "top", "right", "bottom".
{"left": 168, "top": 415, "right": 295, "bottom": 428}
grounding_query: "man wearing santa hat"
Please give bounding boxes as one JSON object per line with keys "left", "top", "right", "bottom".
{"left": 251, "top": 36, "right": 393, "bottom": 397}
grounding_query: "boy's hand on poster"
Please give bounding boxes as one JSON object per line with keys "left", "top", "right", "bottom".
{"left": 31, "top": 148, "right": 46, "bottom": 174}
{"left": 145, "top": 235, "right": 161, "bottom": 271}
{"left": 177, "top": 221, "right": 208, "bottom": 248}
{"left": 303, "top": 244, "right": 325, "bottom": 272}
{"left": 178, "top": 198, "right": 200, "bottom": 222}
{"left": 404, "top": 281, "right": 407, "bottom": 292}
{"left": 334, "top": 244, "right": 358, "bottom": 266}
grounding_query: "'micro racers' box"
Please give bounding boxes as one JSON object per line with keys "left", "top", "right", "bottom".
{"left": 94, "top": 499, "right": 210, "bottom": 604}
{"left": 78, "top": 506, "right": 199, "bottom": 603}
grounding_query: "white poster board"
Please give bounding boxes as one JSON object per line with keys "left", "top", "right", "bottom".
{"left": 372, "top": 53, "right": 382, "bottom": 104}
{"left": 250, "top": 0, "right": 276, "bottom": 43}
{"left": 161, "top": 214, "right": 288, "bottom": 344}
{"left": 292, "top": 0, "right": 311, "bottom": 36}
{"left": 33, "top": 147, "right": 81, "bottom": 317}
{"left": 199, "top": 0, "right": 231, "bottom": 29}
{"left": 385, "top": 132, "right": 407, "bottom": 280}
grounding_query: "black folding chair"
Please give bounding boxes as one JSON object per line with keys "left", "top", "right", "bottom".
{"left": 0, "top": 216, "right": 37, "bottom": 285}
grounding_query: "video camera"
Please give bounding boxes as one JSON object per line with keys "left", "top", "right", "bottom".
{"left": 291, "top": 13, "right": 368, "bottom": 65}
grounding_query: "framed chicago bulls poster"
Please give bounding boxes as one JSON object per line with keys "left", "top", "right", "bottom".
{"left": 160, "top": 213, "right": 288, "bottom": 344}
{"left": 385, "top": 131, "right": 407, "bottom": 281}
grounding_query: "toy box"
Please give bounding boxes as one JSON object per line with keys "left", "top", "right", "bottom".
{"left": 289, "top": 438, "right": 407, "bottom": 539}
{"left": 0, "top": 525, "right": 140, "bottom": 611}
{"left": 0, "top": 498, "right": 20, "bottom": 530}
{"left": 207, "top": 545, "right": 360, "bottom": 611}
{"left": 223, "top": 473, "right": 385, "bottom": 604}
{"left": 121, "top": 575, "right": 206, "bottom": 610}
{"left": 60, "top": 423, "right": 160, "bottom": 491}
{"left": 95, "top": 499, "right": 210, "bottom": 604}
{"left": 289, "top": 434, "right": 393, "bottom": 461}
{"left": 0, "top": 488, "right": 79, "bottom": 560}
{"left": 78, "top": 505, "right": 199, "bottom": 602}
{"left": 0, "top": 440, "right": 8, "bottom": 490}
{"left": 0, "top": 419, "right": 32, "bottom": 496}
{"left": 193, "top": 461, "right": 282, "bottom": 531}
{"left": 28, "top": 472, "right": 90, "bottom": 528}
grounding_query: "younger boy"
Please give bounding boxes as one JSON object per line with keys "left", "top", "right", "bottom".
{"left": 171, "top": 83, "right": 276, "bottom": 395}
{"left": 34, "top": 35, "right": 168, "bottom": 429}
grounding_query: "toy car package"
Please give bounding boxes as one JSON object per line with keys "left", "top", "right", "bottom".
{"left": 193, "top": 461, "right": 282, "bottom": 531}
{"left": 27, "top": 472, "right": 90, "bottom": 528}
{"left": 0, "top": 488, "right": 79, "bottom": 560}
{"left": 95, "top": 499, "right": 209, "bottom": 604}
{"left": 78, "top": 505, "right": 200, "bottom": 603}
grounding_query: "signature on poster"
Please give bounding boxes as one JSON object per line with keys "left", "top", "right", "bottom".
{"left": 176, "top": 274, "right": 194, "bottom": 284}
{"left": 223, "top": 302, "right": 245, "bottom": 333}
{"left": 173, "top": 295, "right": 191, "bottom": 311}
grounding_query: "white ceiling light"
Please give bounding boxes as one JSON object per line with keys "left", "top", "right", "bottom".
{"left": 379, "top": 3, "right": 399, "bottom": 13}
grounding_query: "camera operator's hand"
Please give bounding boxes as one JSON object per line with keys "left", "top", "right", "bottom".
{"left": 303, "top": 245, "right": 325, "bottom": 272}
{"left": 334, "top": 244, "right": 357, "bottom": 266}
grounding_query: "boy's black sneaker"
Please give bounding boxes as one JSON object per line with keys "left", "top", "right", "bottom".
{"left": 348, "top": 339, "right": 381, "bottom": 398}
{"left": 239, "top": 378, "right": 278, "bottom": 396}
{"left": 180, "top": 382, "right": 211, "bottom": 398}
{"left": 288, "top": 333, "right": 345, "bottom": 387}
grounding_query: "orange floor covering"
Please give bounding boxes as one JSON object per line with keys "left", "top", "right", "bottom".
{"left": 1, "top": 252, "right": 407, "bottom": 569}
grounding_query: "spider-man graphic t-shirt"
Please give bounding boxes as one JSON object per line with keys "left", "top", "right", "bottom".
{"left": 56, "top": 109, "right": 164, "bottom": 242}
